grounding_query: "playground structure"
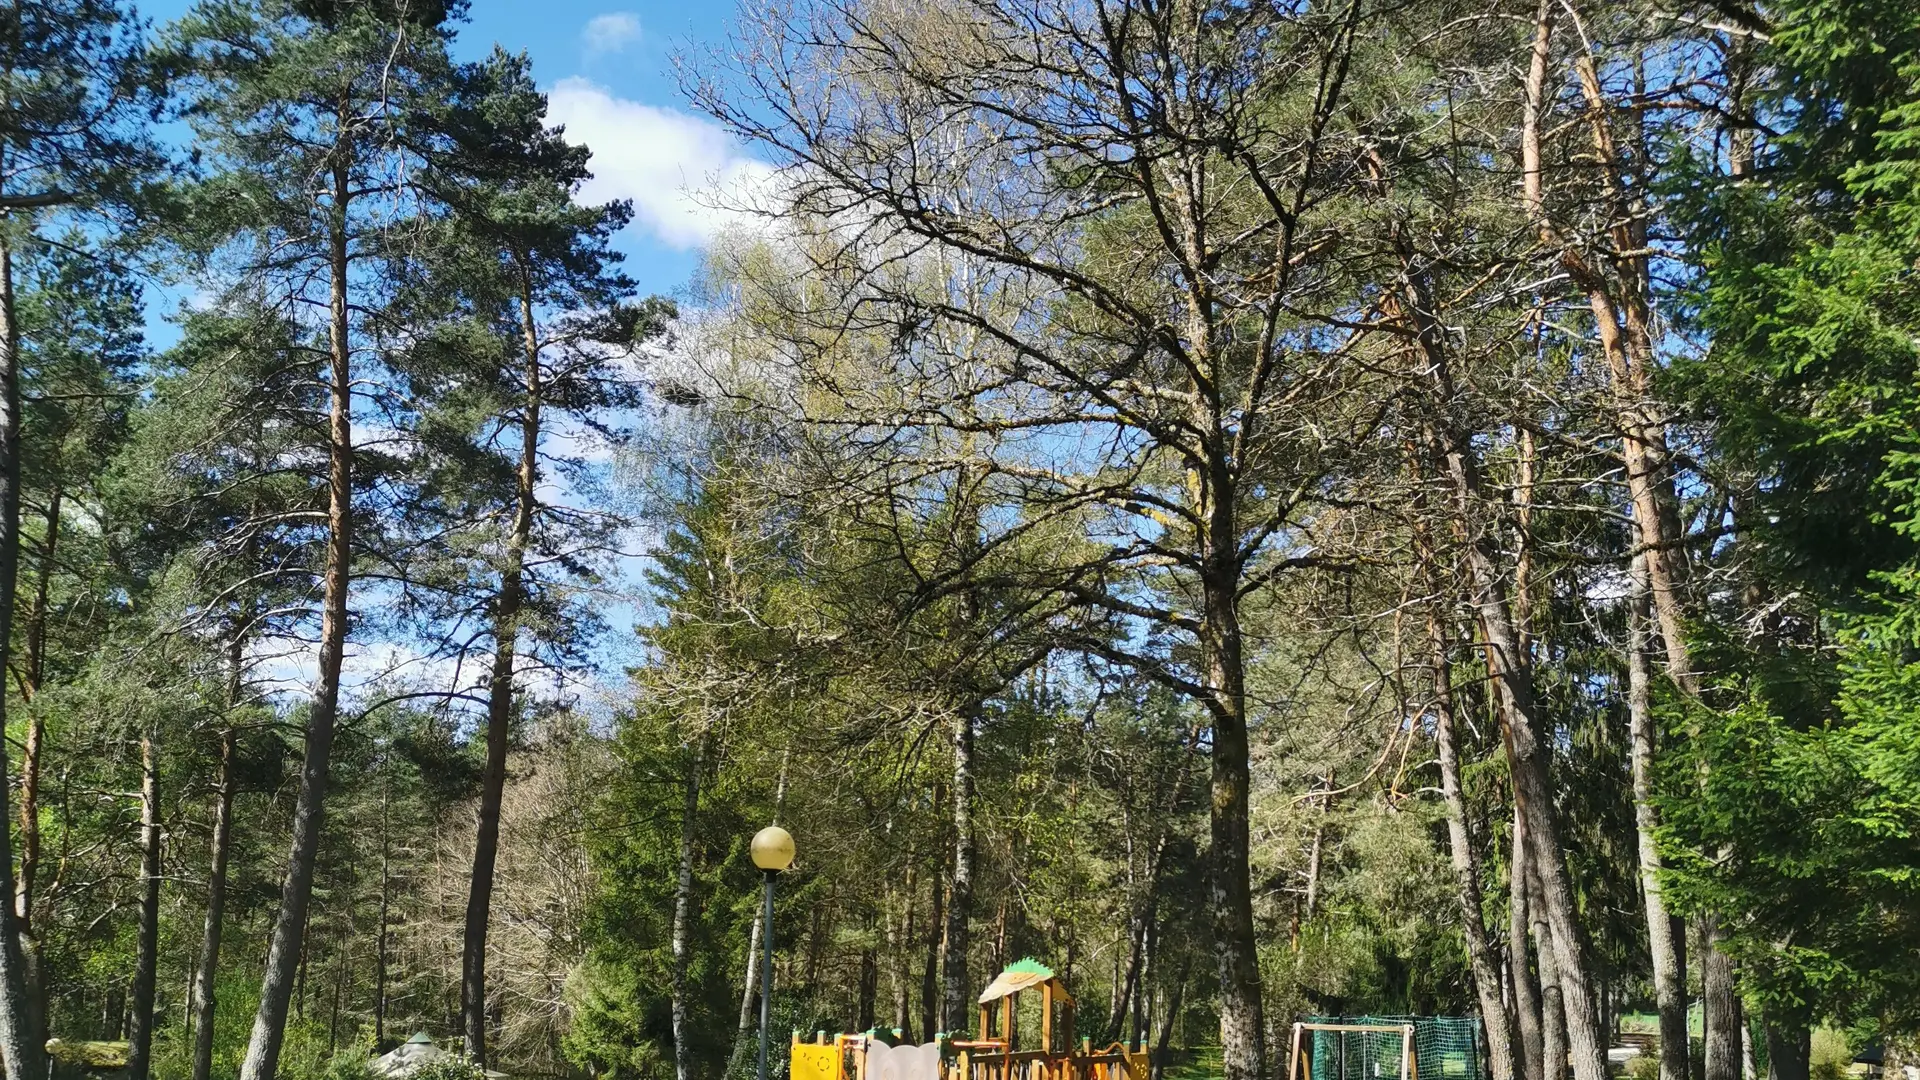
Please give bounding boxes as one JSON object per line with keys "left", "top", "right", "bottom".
{"left": 789, "top": 961, "right": 1150, "bottom": 1080}
{"left": 1285, "top": 1016, "right": 1488, "bottom": 1080}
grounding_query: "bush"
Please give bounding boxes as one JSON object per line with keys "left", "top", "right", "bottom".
{"left": 1624, "top": 1048, "right": 1662, "bottom": 1080}
{"left": 409, "top": 1057, "right": 492, "bottom": 1080}
{"left": 322, "top": 1051, "right": 379, "bottom": 1080}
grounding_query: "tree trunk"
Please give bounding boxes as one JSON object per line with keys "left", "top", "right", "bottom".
{"left": 326, "top": 930, "right": 349, "bottom": 1058}
{"left": 0, "top": 229, "right": 49, "bottom": 1080}
{"left": 1628, "top": 559, "right": 1688, "bottom": 1080}
{"left": 1111, "top": 823, "right": 1167, "bottom": 1045}
{"left": 374, "top": 783, "right": 391, "bottom": 1050}
{"left": 1304, "top": 816, "right": 1325, "bottom": 922}
{"left": 1152, "top": 956, "right": 1188, "bottom": 1080}
{"left": 1132, "top": 911, "right": 1157, "bottom": 1048}
{"left": 1486, "top": 574, "right": 1607, "bottom": 1080}
{"left": 1763, "top": 1022, "right": 1808, "bottom": 1080}
{"left": 1109, "top": 916, "right": 1145, "bottom": 1043}
{"left": 239, "top": 145, "right": 355, "bottom": 1080}
{"left": 462, "top": 284, "right": 543, "bottom": 1067}
{"left": 732, "top": 899, "right": 764, "bottom": 1065}
{"left": 1509, "top": 811, "right": 1545, "bottom": 1080}
{"left": 670, "top": 736, "right": 704, "bottom": 1080}
{"left": 1428, "top": 611, "right": 1518, "bottom": 1080}
{"left": 858, "top": 933, "right": 878, "bottom": 1032}
{"left": 1528, "top": 22, "right": 1751, "bottom": 1080}
{"left": 921, "top": 863, "right": 942, "bottom": 1039}
{"left": 1390, "top": 225, "right": 1605, "bottom": 1080}
{"left": 1702, "top": 918, "right": 1739, "bottom": 1080}
{"left": 1532, "top": 859, "right": 1568, "bottom": 1080}
{"left": 17, "top": 482, "right": 59, "bottom": 944}
{"left": 942, "top": 707, "right": 976, "bottom": 1032}
{"left": 1199, "top": 551, "right": 1267, "bottom": 1080}
{"left": 192, "top": 724, "right": 239, "bottom": 1080}
{"left": 891, "top": 871, "right": 913, "bottom": 1041}
{"left": 128, "top": 728, "right": 163, "bottom": 1080}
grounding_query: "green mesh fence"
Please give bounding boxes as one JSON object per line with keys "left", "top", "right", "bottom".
{"left": 1305, "top": 1016, "right": 1486, "bottom": 1080}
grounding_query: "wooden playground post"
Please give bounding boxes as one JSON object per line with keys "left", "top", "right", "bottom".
{"left": 1041, "top": 983, "right": 1054, "bottom": 1058}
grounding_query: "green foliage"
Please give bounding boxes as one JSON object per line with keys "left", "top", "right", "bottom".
{"left": 406, "top": 1059, "right": 489, "bottom": 1080}
{"left": 1670, "top": 0, "right": 1920, "bottom": 1038}
{"left": 6, "top": 2, "right": 1920, "bottom": 1080}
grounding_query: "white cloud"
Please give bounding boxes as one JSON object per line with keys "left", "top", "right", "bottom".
{"left": 580, "top": 12, "right": 642, "bottom": 56}
{"left": 546, "top": 77, "right": 776, "bottom": 250}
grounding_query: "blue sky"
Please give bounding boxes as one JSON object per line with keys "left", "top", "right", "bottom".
{"left": 138, "top": 0, "right": 761, "bottom": 304}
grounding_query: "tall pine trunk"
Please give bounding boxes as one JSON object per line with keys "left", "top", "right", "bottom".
{"left": 890, "top": 870, "right": 913, "bottom": 1040}
{"left": 192, "top": 722, "right": 238, "bottom": 1080}
{"left": 1199, "top": 517, "right": 1267, "bottom": 1080}
{"left": 0, "top": 230, "right": 48, "bottom": 1080}
{"left": 17, "top": 482, "right": 58, "bottom": 940}
{"left": 731, "top": 899, "right": 764, "bottom": 1067}
{"left": 1628, "top": 559, "right": 1687, "bottom": 1080}
{"left": 1427, "top": 611, "right": 1517, "bottom": 1080}
{"left": 374, "top": 770, "right": 392, "bottom": 1049}
{"left": 1474, "top": 553, "right": 1607, "bottom": 1080}
{"left": 857, "top": 932, "right": 878, "bottom": 1032}
{"left": 461, "top": 283, "right": 543, "bottom": 1066}
{"left": 1531, "top": 859, "right": 1568, "bottom": 1080}
{"left": 1110, "top": 821, "right": 1165, "bottom": 1045}
{"left": 1702, "top": 920, "right": 1740, "bottom": 1080}
{"left": 1510, "top": 808, "right": 1544, "bottom": 1080}
{"left": 920, "top": 862, "right": 942, "bottom": 1039}
{"left": 239, "top": 145, "right": 355, "bottom": 1080}
{"left": 128, "top": 727, "right": 163, "bottom": 1080}
{"left": 1524, "top": 8, "right": 1746, "bottom": 1071}
{"left": 1388, "top": 233, "right": 1603, "bottom": 1080}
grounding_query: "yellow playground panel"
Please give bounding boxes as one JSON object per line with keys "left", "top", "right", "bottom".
{"left": 790, "top": 961, "right": 1150, "bottom": 1080}
{"left": 792, "top": 1040, "right": 842, "bottom": 1080}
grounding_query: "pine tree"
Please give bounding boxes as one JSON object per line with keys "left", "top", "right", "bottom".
{"left": 387, "top": 46, "right": 671, "bottom": 1066}
{"left": 0, "top": 3, "right": 155, "bottom": 1072}
{"left": 165, "top": 2, "right": 464, "bottom": 1075}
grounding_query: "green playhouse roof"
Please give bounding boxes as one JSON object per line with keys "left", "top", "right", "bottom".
{"left": 978, "top": 958, "right": 1069, "bottom": 1005}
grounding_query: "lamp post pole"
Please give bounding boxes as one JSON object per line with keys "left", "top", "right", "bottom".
{"left": 750, "top": 825, "right": 795, "bottom": 1080}
{"left": 757, "top": 869, "right": 777, "bottom": 1080}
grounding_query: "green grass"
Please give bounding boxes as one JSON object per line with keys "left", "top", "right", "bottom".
{"left": 1162, "top": 1046, "right": 1224, "bottom": 1080}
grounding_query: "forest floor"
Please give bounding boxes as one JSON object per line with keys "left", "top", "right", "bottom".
{"left": 1162, "top": 1046, "right": 1225, "bottom": 1080}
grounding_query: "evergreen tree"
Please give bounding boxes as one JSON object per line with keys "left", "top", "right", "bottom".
{"left": 388, "top": 46, "right": 672, "bottom": 1066}
{"left": 165, "top": 2, "right": 463, "bottom": 1075}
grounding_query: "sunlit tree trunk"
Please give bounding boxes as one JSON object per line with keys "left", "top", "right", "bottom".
{"left": 127, "top": 727, "right": 163, "bottom": 1080}
{"left": 461, "top": 280, "right": 543, "bottom": 1067}
{"left": 1510, "top": 808, "right": 1545, "bottom": 1080}
{"left": 240, "top": 134, "right": 355, "bottom": 1080}
{"left": 0, "top": 226, "right": 48, "bottom": 1080}
{"left": 1427, "top": 609, "right": 1518, "bottom": 1080}
{"left": 1628, "top": 558, "right": 1688, "bottom": 1080}
{"left": 942, "top": 707, "right": 975, "bottom": 1031}
{"left": 192, "top": 721, "right": 238, "bottom": 1080}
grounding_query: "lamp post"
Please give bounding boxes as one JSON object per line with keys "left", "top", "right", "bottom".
{"left": 750, "top": 825, "right": 795, "bottom": 1080}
